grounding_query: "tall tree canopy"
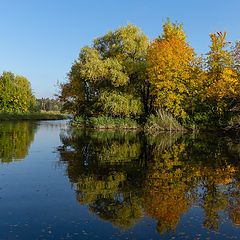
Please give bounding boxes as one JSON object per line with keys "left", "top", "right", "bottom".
{"left": 203, "top": 32, "right": 240, "bottom": 118}
{"left": 0, "top": 71, "right": 35, "bottom": 113}
{"left": 60, "top": 21, "right": 240, "bottom": 128}
{"left": 147, "top": 20, "right": 196, "bottom": 120}
{"left": 59, "top": 24, "right": 152, "bottom": 118}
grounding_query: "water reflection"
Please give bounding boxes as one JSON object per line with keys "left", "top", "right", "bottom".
{"left": 58, "top": 129, "right": 240, "bottom": 236}
{"left": 0, "top": 121, "right": 37, "bottom": 163}
{"left": 59, "top": 130, "right": 145, "bottom": 229}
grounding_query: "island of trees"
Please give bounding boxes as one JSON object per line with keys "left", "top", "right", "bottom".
{"left": 59, "top": 20, "right": 240, "bottom": 132}
{"left": 1, "top": 20, "right": 239, "bottom": 131}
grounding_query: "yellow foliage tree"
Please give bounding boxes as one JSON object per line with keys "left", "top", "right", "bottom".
{"left": 204, "top": 32, "right": 240, "bottom": 116}
{"left": 147, "top": 20, "right": 195, "bottom": 120}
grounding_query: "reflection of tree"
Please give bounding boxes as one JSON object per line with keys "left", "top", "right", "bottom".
{"left": 0, "top": 122, "right": 37, "bottom": 163}
{"left": 143, "top": 143, "right": 193, "bottom": 234}
{"left": 201, "top": 185, "right": 228, "bottom": 230}
{"left": 89, "top": 193, "right": 143, "bottom": 229}
{"left": 199, "top": 165, "right": 238, "bottom": 231}
{"left": 76, "top": 172, "right": 126, "bottom": 204}
{"left": 227, "top": 180, "right": 240, "bottom": 227}
{"left": 59, "top": 130, "right": 240, "bottom": 234}
{"left": 59, "top": 130, "right": 145, "bottom": 229}
{"left": 199, "top": 169, "right": 229, "bottom": 231}
{"left": 185, "top": 135, "right": 238, "bottom": 231}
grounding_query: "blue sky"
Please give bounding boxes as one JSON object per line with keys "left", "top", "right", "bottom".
{"left": 0, "top": 0, "right": 240, "bottom": 98}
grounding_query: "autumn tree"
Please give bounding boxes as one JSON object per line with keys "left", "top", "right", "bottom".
{"left": 147, "top": 20, "right": 196, "bottom": 120}
{"left": 203, "top": 32, "right": 240, "bottom": 119}
{"left": 60, "top": 22, "right": 240, "bottom": 128}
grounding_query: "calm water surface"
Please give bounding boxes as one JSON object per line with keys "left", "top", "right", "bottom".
{"left": 1, "top": 120, "right": 240, "bottom": 239}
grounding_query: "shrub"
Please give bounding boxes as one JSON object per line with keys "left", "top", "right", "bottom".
{"left": 71, "top": 116, "right": 86, "bottom": 128}
{"left": 145, "top": 109, "right": 185, "bottom": 134}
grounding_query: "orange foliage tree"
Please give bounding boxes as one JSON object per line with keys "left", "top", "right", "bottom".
{"left": 143, "top": 143, "right": 192, "bottom": 234}
{"left": 147, "top": 20, "right": 196, "bottom": 121}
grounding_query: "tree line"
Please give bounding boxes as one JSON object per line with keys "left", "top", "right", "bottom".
{"left": 59, "top": 20, "right": 240, "bottom": 128}
{"left": 0, "top": 71, "right": 62, "bottom": 113}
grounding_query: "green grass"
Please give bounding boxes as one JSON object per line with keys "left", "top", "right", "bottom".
{"left": 0, "top": 112, "right": 68, "bottom": 121}
{"left": 71, "top": 116, "right": 86, "bottom": 128}
{"left": 71, "top": 116, "right": 140, "bottom": 130}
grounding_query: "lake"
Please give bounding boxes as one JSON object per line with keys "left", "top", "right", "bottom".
{"left": 0, "top": 120, "right": 240, "bottom": 239}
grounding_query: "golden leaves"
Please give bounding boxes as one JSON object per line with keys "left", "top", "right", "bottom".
{"left": 147, "top": 25, "right": 195, "bottom": 119}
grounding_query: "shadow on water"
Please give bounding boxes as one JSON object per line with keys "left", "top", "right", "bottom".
{"left": 0, "top": 121, "right": 38, "bottom": 163}
{"left": 58, "top": 128, "right": 240, "bottom": 236}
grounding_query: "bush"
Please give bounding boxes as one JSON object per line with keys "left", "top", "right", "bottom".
{"left": 71, "top": 116, "right": 86, "bottom": 128}
{"left": 145, "top": 109, "right": 185, "bottom": 134}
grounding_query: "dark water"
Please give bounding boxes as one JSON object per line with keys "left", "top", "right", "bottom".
{"left": 1, "top": 121, "right": 240, "bottom": 239}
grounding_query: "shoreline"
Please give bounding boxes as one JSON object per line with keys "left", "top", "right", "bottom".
{"left": 0, "top": 112, "right": 68, "bottom": 121}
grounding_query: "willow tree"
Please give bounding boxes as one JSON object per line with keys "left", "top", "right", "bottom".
{"left": 59, "top": 24, "right": 153, "bottom": 118}
{"left": 147, "top": 20, "right": 196, "bottom": 121}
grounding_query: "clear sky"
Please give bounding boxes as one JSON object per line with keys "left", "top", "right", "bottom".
{"left": 0, "top": 0, "right": 240, "bottom": 98}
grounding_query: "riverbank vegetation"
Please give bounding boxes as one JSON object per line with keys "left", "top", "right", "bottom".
{"left": 59, "top": 19, "right": 240, "bottom": 132}
{"left": 0, "top": 71, "right": 66, "bottom": 120}
{"left": 0, "top": 112, "right": 67, "bottom": 121}
{"left": 72, "top": 116, "right": 139, "bottom": 130}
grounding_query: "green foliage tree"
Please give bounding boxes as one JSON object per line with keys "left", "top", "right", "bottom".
{"left": 35, "top": 98, "right": 63, "bottom": 112}
{"left": 0, "top": 71, "right": 35, "bottom": 113}
{"left": 59, "top": 24, "right": 153, "bottom": 118}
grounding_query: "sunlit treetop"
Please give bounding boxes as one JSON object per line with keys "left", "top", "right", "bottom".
{"left": 207, "top": 32, "right": 232, "bottom": 72}
{"left": 159, "top": 18, "right": 186, "bottom": 41}
{"left": 93, "top": 24, "right": 149, "bottom": 60}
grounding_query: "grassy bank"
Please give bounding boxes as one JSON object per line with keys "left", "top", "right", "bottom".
{"left": 71, "top": 111, "right": 240, "bottom": 134}
{"left": 71, "top": 111, "right": 185, "bottom": 132}
{"left": 72, "top": 116, "right": 140, "bottom": 130}
{"left": 0, "top": 112, "right": 68, "bottom": 121}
